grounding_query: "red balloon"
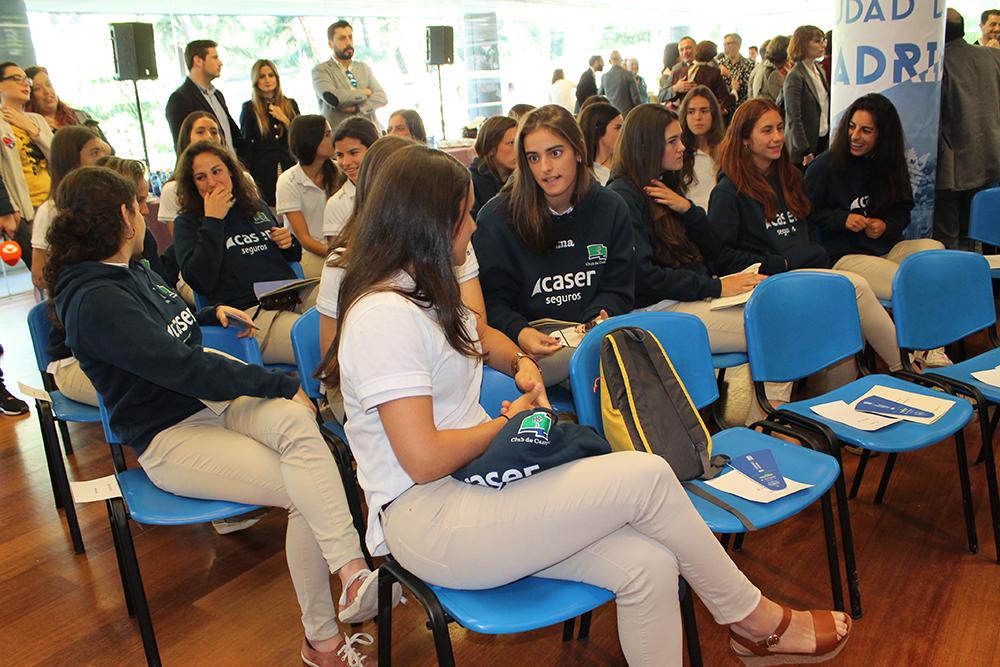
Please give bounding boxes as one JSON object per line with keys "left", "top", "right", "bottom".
{"left": 1, "top": 240, "right": 22, "bottom": 266}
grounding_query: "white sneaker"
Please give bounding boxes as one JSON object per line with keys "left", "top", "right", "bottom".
{"left": 338, "top": 568, "right": 402, "bottom": 624}
{"left": 211, "top": 508, "right": 269, "bottom": 535}
{"left": 913, "top": 348, "right": 953, "bottom": 370}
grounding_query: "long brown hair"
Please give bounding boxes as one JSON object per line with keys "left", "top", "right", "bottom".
{"left": 174, "top": 141, "right": 260, "bottom": 218}
{"left": 289, "top": 115, "right": 344, "bottom": 197}
{"left": 47, "top": 126, "right": 100, "bottom": 199}
{"left": 320, "top": 145, "right": 478, "bottom": 384}
{"left": 577, "top": 102, "right": 621, "bottom": 165}
{"left": 508, "top": 104, "right": 591, "bottom": 254}
{"left": 250, "top": 60, "right": 296, "bottom": 136}
{"left": 327, "top": 134, "right": 416, "bottom": 261}
{"left": 24, "top": 66, "right": 80, "bottom": 127}
{"left": 473, "top": 115, "right": 517, "bottom": 182}
{"left": 678, "top": 86, "right": 724, "bottom": 188}
{"left": 716, "top": 98, "right": 810, "bottom": 221}
{"left": 614, "top": 104, "right": 702, "bottom": 268}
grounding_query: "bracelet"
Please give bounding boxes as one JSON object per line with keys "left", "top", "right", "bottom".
{"left": 500, "top": 414, "right": 510, "bottom": 422}
{"left": 511, "top": 352, "right": 540, "bottom": 376}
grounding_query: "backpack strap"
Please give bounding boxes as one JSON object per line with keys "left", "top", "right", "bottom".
{"left": 683, "top": 481, "right": 758, "bottom": 531}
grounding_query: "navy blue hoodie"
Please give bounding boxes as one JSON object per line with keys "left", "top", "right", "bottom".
{"left": 607, "top": 176, "right": 723, "bottom": 307}
{"left": 174, "top": 204, "right": 301, "bottom": 310}
{"left": 709, "top": 173, "right": 829, "bottom": 276}
{"left": 804, "top": 151, "right": 913, "bottom": 263}
{"left": 470, "top": 157, "right": 504, "bottom": 220}
{"left": 53, "top": 261, "right": 298, "bottom": 452}
{"left": 473, "top": 181, "right": 634, "bottom": 342}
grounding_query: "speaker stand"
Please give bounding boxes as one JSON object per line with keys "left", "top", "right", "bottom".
{"left": 131, "top": 79, "right": 151, "bottom": 169}
{"left": 436, "top": 64, "right": 446, "bottom": 141}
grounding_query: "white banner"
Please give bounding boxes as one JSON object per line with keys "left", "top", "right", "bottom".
{"left": 831, "top": 0, "right": 947, "bottom": 238}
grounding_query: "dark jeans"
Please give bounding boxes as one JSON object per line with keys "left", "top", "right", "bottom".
{"left": 13, "top": 218, "right": 31, "bottom": 270}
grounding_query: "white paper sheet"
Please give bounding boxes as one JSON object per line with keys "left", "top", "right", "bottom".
{"left": 69, "top": 475, "right": 123, "bottom": 503}
{"left": 984, "top": 255, "right": 1000, "bottom": 270}
{"left": 703, "top": 470, "right": 813, "bottom": 503}
{"left": 17, "top": 381, "right": 50, "bottom": 403}
{"left": 851, "top": 385, "right": 954, "bottom": 425}
{"left": 709, "top": 263, "right": 762, "bottom": 310}
{"left": 971, "top": 366, "right": 1000, "bottom": 388}
{"left": 810, "top": 400, "right": 900, "bottom": 431}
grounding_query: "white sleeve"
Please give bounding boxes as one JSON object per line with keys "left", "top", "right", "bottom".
{"left": 340, "top": 297, "right": 434, "bottom": 412}
{"left": 30, "top": 201, "right": 54, "bottom": 250}
{"left": 274, "top": 170, "right": 299, "bottom": 216}
{"left": 322, "top": 193, "right": 350, "bottom": 238}
{"left": 454, "top": 243, "right": 479, "bottom": 283}
{"left": 316, "top": 262, "right": 345, "bottom": 318}
{"left": 157, "top": 182, "right": 180, "bottom": 223}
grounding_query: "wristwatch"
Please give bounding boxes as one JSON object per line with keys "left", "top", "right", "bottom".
{"left": 511, "top": 352, "right": 540, "bottom": 376}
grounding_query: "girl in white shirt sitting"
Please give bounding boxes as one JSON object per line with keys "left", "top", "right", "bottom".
{"left": 577, "top": 101, "right": 623, "bottom": 186}
{"left": 679, "top": 85, "right": 725, "bottom": 211}
{"left": 330, "top": 143, "right": 851, "bottom": 667}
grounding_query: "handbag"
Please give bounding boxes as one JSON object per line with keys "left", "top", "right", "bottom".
{"left": 452, "top": 407, "right": 611, "bottom": 489}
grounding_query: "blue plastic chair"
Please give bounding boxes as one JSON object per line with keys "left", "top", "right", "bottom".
{"left": 25, "top": 302, "right": 97, "bottom": 553}
{"left": 891, "top": 250, "right": 1000, "bottom": 561}
{"left": 568, "top": 311, "right": 855, "bottom": 615}
{"left": 968, "top": 187, "right": 1000, "bottom": 280}
{"left": 98, "top": 325, "right": 265, "bottom": 667}
{"left": 742, "top": 271, "right": 979, "bottom": 559}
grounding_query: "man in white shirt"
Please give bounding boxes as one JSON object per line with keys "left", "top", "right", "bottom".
{"left": 979, "top": 9, "right": 1000, "bottom": 47}
{"left": 312, "top": 21, "right": 388, "bottom": 130}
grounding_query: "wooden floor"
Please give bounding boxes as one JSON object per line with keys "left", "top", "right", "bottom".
{"left": 2, "top": 289, "right": 1000, "bottom": 666}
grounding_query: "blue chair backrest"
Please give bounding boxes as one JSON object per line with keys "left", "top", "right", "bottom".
{"left": 201, "top": 326, "right": 264, "bottom": 365}
{"left": 893, "top": 250, "right": 995, "bottom": 350}
{"left": 744, "top": 272, "right": 863, "bottom": 383}
{"left": 290, "top": 307, "right": 323, "bottom": 400}
{"left": 968, "top": 187, "right": 1000, "bottom": 246}
{"left": 568, "top": 312, "right": 719, "bottom": 434}
{"left": 26, "top": 302, "right": 54, "bottom": 374}
{"left": 193, "top": 261, "right": 305, "bottom": 310}
{"left": 480, "top": 366, "right": 519, "bottom": 418}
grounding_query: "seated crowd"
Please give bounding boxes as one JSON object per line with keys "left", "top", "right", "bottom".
{"left": 9, "top": 12, "right": 998, "bottom": 666}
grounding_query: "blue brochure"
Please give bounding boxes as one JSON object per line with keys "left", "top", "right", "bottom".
{"left": 730, "top": 449, "right": 786, "bottom": 491}
{"left": 855, "top": 395, "right": 934, "bottom": 419}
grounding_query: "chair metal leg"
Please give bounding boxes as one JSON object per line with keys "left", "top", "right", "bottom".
{"left": 833, "top": 473, "right": 862, "bottom": 618}
{"left": 57, "top": 418, "right": 74, "bottom": 456}
{"left": 107, "top": 502, "right": 136, "bottom": 616}
{"left": 820, "top": 492, "right": 845, "bottom": 612}
{"left": 322, "top": 429, "right": 374, "bottom": 569}
{"left": 975, "top": 405, "right": 1000, "bottom": 562}
{"left": 848, "top": 449, "right": 871, "bottom": 499}
{"left": 382, "top": 559, "right": 455, "bottom": 667}
{"left": 719, "top": 534, "right": 731, "bottom": 551}
{"left": 873, "top": 453, "right": 898, "bottom": 505}
{"left": 561, "top": 617, "right": 575, "bottom": 641}
{"left": 577, "top": 611, "right": 593, "bottom": 640}
{"left": 36, "top": 401, "right": 62, "bottom": 508}
{"left": 377, "top": 566, "right": 396, "bottom": 666}
{"left": 680, "top": 578, "right": 703, "bottom": 667}
{"left": 108, "top": 498, "right": 160, "bottom": 666}
{"left": 712, "top": 367, "right": 729, "bottom": 431}
{"left": 953, "top": 430, "right": 979, "bottom": 554}
{"left": 732, "top": 534, "right": 745, "bottom": 552}
{"left": 39, "top": 401, "right": 84, "bottom": 554}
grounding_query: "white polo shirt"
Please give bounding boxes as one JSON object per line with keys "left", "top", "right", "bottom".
{"left": 317, "top": 244, "right": 480, "bottom": 319}
{"left": 275, "top": 164, "right": 329, "bottom": 242}
{"left": 157, "top": 181, "right": 181, "bottom": 224}
{"left": 322, "top": 179, "right": 356, "bottom": 239}
{"left": 339, "top": 272, "right": 488, "bottom": 556}
{"left": 30, "top": 200, "right": 55, "bottom": 250}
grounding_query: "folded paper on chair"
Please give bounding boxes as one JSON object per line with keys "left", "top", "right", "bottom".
{"left": 971, "top": 365, "right": 1000, "bottom": 388}
{"left": 703, "top": 469, "right": 812, "bottom": 503}
{"left": 852, "top": 385, "right": 953, "bottom": 425}
{"left": 69, "top": 475, "right": 122, "bottom": 503}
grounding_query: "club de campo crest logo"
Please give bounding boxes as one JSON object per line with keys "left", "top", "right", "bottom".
{"left": 586, "top": 243, "right": 607, "bottom": 265}
{"left": 518, "top": 411, "right": 553, "bottom": 441}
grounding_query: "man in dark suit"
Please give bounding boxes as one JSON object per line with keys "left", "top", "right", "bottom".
{"left": 599, "top": 51, "right": 642, "bottom": 115}
{"left": 165, "top": 39, "right": 245, "bottom": 161}
{"left": 575, "top": 55, "right": 603, "bottom": 112}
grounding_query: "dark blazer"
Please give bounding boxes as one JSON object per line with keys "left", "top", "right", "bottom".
{"left": 599, "top": 64, "right": 642, "bottom": 115}
{"left": 666, "top": 64, "right": 734, "bottom": 116}
{"left": 165, "top": 77, "right": 245, "bottom": 161}
{"left": 239, "top": 98, "right": 300, "bottom": 206}
{"left": 575, "top": 68, "right": 598, "bottom": 111}
{"left": 782, "top": 61, "right": 829, "bottom": 165}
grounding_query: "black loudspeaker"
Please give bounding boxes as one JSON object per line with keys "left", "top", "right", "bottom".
{"left": 111, "top": 22, "right": 157, "bottom": 81}
{"left": 426, "top": 26, "right": 454, "bottom": 65}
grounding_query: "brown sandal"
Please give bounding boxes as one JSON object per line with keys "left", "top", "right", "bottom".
{"left": 729, "top": 607, "right": 851, "bottom": 666}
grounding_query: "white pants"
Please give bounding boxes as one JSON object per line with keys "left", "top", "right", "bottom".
{"left": 832, "top": 239, "right": 944, "bottom": 301}
{"left": 138, "top": 397, "right": 363, "bottom": 641}
{"left": 384, "top": 452, "right": 761, "bottom": 666}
